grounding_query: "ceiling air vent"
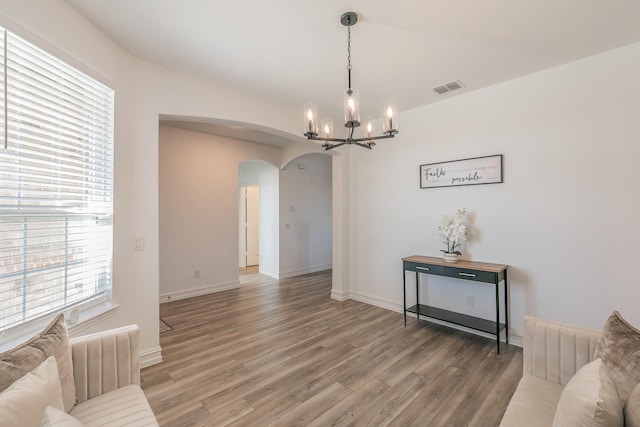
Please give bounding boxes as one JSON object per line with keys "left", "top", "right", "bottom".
{"left": 432, "top": 80, "right": 465, "bottom": 95}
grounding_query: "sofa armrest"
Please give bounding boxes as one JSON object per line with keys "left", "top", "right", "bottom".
{"left": 70, "top": 325, "right": 141, "bottom": 403}
{"left": 523, "top": 316, "right": 600, "bottom": 385}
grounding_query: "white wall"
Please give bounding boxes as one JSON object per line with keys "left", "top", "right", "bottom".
{"left": 159, "top": 126, "right": 282, "bottom": 300}
{"left": 257, "top": 166, "right": 280, "bottom": 278}
{"left": 279, "top": 153, "right": 333, "bottom": 278}
{"left": 343, "top": 42, "right": 640, "bottom": 339}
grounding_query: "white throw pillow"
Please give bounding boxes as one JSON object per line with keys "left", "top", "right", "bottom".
{"left": 0, "top": 356, "right": 64, "bottom": 427}
{"left": 39, "top": 406, "right": 85, "bottom": 427}
{"left": 552, "top": 358, "right": 623, "bottom": 427}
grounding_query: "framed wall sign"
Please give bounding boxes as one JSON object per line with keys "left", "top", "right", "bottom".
{"left": 420, "top": 154, "right": 503, "bottom": 189}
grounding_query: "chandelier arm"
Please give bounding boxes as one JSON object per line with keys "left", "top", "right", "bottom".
{"left": 308, "top": 133, "right": 395, "bottom": 143}
{"left": 353, "top": 142, "right": 373, "bottom": 150}
{"left": 307, "top": 136, "right": 350, "bottom": 143}
{"left": 324, "top": 142, "right": 347, "bottom": 150}
{"left": 351, "top": 133, "right": 397, "bottom": 143}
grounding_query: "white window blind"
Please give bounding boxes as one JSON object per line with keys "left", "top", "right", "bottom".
{"left": 0, "top": 27, "right": 114, "bottom": 332}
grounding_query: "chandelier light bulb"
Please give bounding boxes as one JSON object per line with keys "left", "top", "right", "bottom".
{"left": 303, "top": 102, "right": 318, "bottom": 136}
{"left": 320, "top": 117, "right": 334, "bottom": 139}
{"left": 382, "top": 100, "right": 398, "bottom": 135}
{"left": 344, "top": 90, "right": 360, "bottom": 126}
{"left": 347, "top": 97, "right": 355, "bottom": 122}
{"left": 364, "top": 116, "right": 375, "bottom": 140}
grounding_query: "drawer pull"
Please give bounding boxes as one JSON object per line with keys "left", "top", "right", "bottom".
{"left": 416, "top": 266, "right": 430, "bottom": 271}
{"left": 459, "top": 272, "right": 477, "bottom": 278}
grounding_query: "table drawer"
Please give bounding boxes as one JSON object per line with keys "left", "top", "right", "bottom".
{"left": 444, "top": 267, "right": 497, "bottom": 284}
{"left": 404, "top": 262, "right": 444, "bottom": 275}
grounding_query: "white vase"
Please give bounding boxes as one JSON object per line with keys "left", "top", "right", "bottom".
{"left": 442, "top": 252, "right": 460, "bottom": 263}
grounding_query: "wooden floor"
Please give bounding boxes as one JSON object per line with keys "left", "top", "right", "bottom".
{"left": 142, "top": 268, "right": 522, "bottom": 427}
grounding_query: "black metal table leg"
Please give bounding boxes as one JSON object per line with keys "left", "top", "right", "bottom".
{"left": 415, "top": 272, "right": 419, "bottom": 321}
{"left": 504, "top": 269, "right": 509, "bottom": 344}
{"left": 403, "top": 269, "right": 407, "bottom": 326}
{"left": 495, "top": 279, "right": 500, "bottom": 354}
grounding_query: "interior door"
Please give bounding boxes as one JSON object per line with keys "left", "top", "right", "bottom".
{"left": 245, "top": 185, "right": 260, "bottom": 266}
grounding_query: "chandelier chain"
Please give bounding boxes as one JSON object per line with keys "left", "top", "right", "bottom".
{"left": 347, "top": 25, "right": 352, "bottom": 90}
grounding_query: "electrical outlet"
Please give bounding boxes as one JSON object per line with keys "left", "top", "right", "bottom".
{"left": 194, "top": 269, "right": 200, "bottom": 278}
{"left": 466, "top": 296, "right": 475, "bottom": 307}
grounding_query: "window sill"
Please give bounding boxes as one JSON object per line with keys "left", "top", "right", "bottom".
{"left": 67, "top": 301, "right": 120, "bottom": 337}
{"left": 0, "top": 299, "right": 120, "bottom": 352}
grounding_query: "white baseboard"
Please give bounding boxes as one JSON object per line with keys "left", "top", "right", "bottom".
{"left": 509, "top": 331, "right": 523, "bottom": 348}
{"left": 140, "top": 345, "right": 162, "bottom": 368}
{"left": 347, "top": 290, "right": 522, "bottom": 347}
{"left": 160, "top": 280, "right": 240, "bottom": 304}
{"left": 330, "top": 289, "right": 350, "bottom": 301}
{"left": 349, "top": 290, "right": 403, "bottom": 313}
{"left": 279, "top": 264, "right": 332, "bottom": 279}
{"left": 261, "top": 271, "right": 279, "bottom": 280}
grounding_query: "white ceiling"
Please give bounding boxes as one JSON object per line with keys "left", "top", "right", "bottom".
{"left": 66, "top": 0, "right": 640, "bottom": 144}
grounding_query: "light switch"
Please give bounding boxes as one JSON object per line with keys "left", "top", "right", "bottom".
{"left": 134, "top": 236, "right": 145, "bottom": 251}
{"left": 289, "top": 205, "right": 295, "bottom": 213}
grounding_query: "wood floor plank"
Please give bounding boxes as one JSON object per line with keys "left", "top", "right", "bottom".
{"left": 242, "top": 343, "right": 359, "bottom": 408}
{"left": 142, "top": 268, "right": 522, "bottom": 426}
{"left": 345, "top": 374, "right": 429, "bottom": 427}
{"left": 307, "top": 378, "right": 390, "bottom": 427}
{"left": 376, "top": 327, "right": 453, "bottom": 387}
{"left": 428, "top": 347, "right": 517, "bottom": 427}
{"left": 387, "top": 366, "right": 467, "bottom": 427}
{"left": 265, "top": 382, "right": 352, "bottom": 427}
{"left": 467, "top": 350, "right": 524, "bottom": 427}
{"left": 225, "top": 392, "right": 301, "bottom": 427}
{"left": 201, "top": 346, "right": 332, "bottom": 411}
{"left": 198, "top": 398, "right": 253, "bottom": 427}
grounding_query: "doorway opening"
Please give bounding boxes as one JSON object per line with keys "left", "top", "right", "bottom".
{"left": 238, "top": 159, "right": 279, "bottom": 279}
{"left": 240, "top": 185, "right": 260, "bottom": 267}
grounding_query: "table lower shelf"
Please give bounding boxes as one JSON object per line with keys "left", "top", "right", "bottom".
{"left": 406, "top": 304, "right": 505, "bottom": 336}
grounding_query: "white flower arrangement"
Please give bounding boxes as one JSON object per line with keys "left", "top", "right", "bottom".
{"left": 437, "top": 208, "right": 470, "bottom": 255}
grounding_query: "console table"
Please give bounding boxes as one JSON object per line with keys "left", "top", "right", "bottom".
{"left": 402, "top": 255, "right": 509, "bottom": 354}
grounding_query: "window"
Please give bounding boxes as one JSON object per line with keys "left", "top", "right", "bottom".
{"left": 0, "top": 27, "right": 114, "bottom": 333}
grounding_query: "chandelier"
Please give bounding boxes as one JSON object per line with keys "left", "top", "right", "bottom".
{"left": 303, "top": 12, "right": 398, "bottom": 150}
